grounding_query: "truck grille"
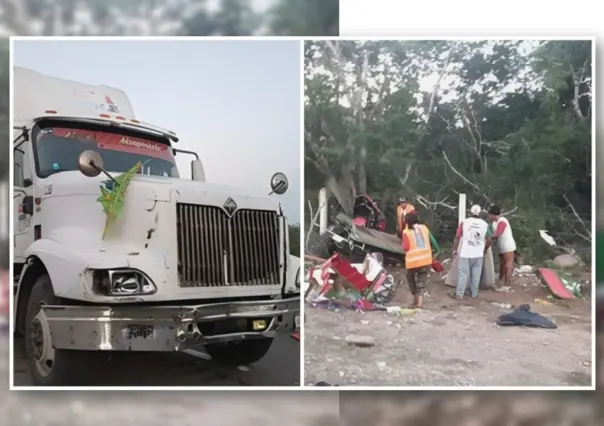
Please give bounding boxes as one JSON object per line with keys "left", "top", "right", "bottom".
{"left": 176, "top": 203, "right": 281, "bottom": 287}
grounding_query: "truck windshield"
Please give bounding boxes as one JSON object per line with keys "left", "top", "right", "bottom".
{"left": 34, "top": 124, "right": 179, "bottom": 178}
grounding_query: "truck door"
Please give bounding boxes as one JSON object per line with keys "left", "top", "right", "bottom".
{"left": 13, "top": 130, "right": 35, "bottom": 264}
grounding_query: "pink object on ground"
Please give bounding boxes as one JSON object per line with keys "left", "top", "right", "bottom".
{"left": 330, "top": 254, "right": 373, "bottom": 293}
{"left": 537, "top": 268, "right": 575, "bottom": 299}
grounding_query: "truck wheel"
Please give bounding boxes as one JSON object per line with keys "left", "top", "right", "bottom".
{"left": 205, "top": 338, "right": 274, "bottom": 366}
{"left": 24, "top": 274, "right": 86, "bottom": 386}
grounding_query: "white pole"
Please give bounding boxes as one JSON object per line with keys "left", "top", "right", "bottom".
{"left": 319, "top": 187, "right": 328, "bottom": 235}
{"left": 458, "top": 193, "right": 466, "bottom": 224}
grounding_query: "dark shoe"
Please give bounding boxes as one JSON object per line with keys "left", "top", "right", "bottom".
{"left": 449, "top": 292, "right": 463, "bottom": 300}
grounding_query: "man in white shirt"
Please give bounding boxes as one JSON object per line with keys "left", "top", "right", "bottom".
{"left": 451, "top": 204, "right": 492, "bottom": 299}
{"left": 488, "top": 204, "right": 517, "bottom": 286}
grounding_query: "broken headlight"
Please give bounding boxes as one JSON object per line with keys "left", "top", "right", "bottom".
{"left": 92, "top": 269, "right": 157, "bottom": 296}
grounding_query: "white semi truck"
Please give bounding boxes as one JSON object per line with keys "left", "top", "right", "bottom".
{"left": 12, "top": 67, "right": 300, "bottom": 386}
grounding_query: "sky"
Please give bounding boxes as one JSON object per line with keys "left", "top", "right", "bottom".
{"left": 13, "top": 39, "right": 301, "bottom": 222}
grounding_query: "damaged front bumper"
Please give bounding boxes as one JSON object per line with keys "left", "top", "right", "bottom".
{"left": 41, "top": 298, "right": 299, "bottom": 352}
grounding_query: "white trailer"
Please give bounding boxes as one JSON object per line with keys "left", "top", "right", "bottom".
{"left": 12, "top": 67, "right": 300, "bottom": 385}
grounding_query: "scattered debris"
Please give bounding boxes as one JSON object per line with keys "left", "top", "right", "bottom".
{"left": 558, "top": 275, "right": 583, "bottom": 298}
{"left": 538, "top": 268, "right": 575, "bottom": 300}
{"left": 386, "top": 306, "right": 420, "bottom": 316}
{"left": 497, "top": 304, "right": 557, "bottom": 329}
{"left": 539, "top": 230, "right": 556, "bottom": 246}
{"left": 345, "top": 335, "right": 375, "bottom": 347}
{"left": 495, "top": 286, "right": 513, "bottom": 292}
{"left": 306, "top": 252, "right": 397, "bottom": 310}
{"left": 534, "top": 298, "right": 553, "bottom": 306}
{"left": 516, "top": 265, "right": 536, "bottom": 274}
{"left": 491, "top": 302, "right": 513, "bottom": 310}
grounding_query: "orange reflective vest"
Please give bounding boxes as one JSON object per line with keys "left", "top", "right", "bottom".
{"left": 397, "top": 204, "right": 415, "bottom": 230}
{"left": 403, "top": 225, "right": 433, "bottom": 269}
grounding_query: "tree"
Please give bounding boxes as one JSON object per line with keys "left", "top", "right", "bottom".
{"left": 269, "top": 0, "right": 338, "bottom": 36}
{"left": 305, "top": 40, "right": 592, "bottom": 261}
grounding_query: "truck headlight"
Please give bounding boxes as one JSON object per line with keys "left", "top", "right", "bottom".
{"left": 295, "top": 268, "right": 300, "bottom": 289}
{"left": 92, "top": 269, "right": 157, "bottom": 296}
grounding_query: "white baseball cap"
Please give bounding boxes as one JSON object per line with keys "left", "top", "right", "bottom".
{"left": 470, "top": 205, "right": 482, "bottom": 215}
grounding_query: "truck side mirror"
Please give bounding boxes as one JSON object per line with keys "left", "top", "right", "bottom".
{"left": 21, "top": 196, "right": 34, "bottom": 215}
{"left": 269, "top": 172, "right": 288, "bottom": 195}
{"left": 191, "top": 160, "right": 205, "bottom": 182}
{"left": 78, "top": 150, "right": 104, "bottom": 177}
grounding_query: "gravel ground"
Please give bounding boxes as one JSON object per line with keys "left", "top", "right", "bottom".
{"left": 305, "top": 272, "right": 593, "bottom": 387}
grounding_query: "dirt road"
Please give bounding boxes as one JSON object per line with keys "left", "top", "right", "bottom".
{"left": 304, "top": 270, "right": 592, "bottom": 387}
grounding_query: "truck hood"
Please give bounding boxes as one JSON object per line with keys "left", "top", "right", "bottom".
{"left": 42, "top": 171, "right": 282, "bottom": 212}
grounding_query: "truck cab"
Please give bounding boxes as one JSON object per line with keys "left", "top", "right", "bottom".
{"left": 12, "top": 67, "right": 300, "bottom": 386}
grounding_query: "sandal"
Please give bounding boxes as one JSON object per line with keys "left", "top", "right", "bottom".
{"left": 448, "top": 292, "right": 463, "bottom": 300}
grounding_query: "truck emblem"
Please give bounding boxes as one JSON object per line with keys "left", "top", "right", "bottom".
{"left": 223, "top": 197, "right": 237, "bottom": 215}
{"left": 104, "top": 95, "right": 120, "bottom": 113}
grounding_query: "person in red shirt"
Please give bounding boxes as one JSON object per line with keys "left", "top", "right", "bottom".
{"left": 488, "top": 205, "right": 517, "bottom": 286}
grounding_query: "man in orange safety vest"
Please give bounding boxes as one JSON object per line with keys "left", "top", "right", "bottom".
{"left": 396, "top": 196, "right": 415, "bottom": 237}
{"left": 401, "top": 213, "right": 440, "bottom": 309}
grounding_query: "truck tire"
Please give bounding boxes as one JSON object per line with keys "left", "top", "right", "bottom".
{"left": 24, "top": 274, "right": 88, "bottom": 386}
{"left": 205, "top": 338, "right": 274, "bottom": 366}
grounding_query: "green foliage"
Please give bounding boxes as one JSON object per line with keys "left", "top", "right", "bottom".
{"left": 305, "top": 40, "right": 592, "bottom": 263}
{"left": 269, "top": 0, "right": 338, "bottom": 36}
{"left": 97, "top": 162, "right": 142, "bottom": 239}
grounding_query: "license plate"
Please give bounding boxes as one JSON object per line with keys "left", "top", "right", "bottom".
{"left": 125, "top": 324, "right": 155, "bottom": 339}
{"left": 252, "top": 320, "right": 267, "bottom": 330}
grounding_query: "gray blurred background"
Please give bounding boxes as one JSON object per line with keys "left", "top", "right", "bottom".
{"left": 0, "top": 0, "right": 339, "bottom": 36}
{"left": 0, "top": 2, "right": 602, "bottom": 425}
{"left": 0, "top": 1, "right": 342, "bottom": 424}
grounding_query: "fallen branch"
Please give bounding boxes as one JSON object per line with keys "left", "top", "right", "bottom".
{"left": 441, "top": 151, "right": 491, "bottom": 203}
{"left": 501, "top": 206, "right": 519, "bottom": 216}
{"left": 415, "top": 194, "right": 456, "bottom": 211}
{"left": 562, "top": 194, "right": 592, "bottom": 240}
